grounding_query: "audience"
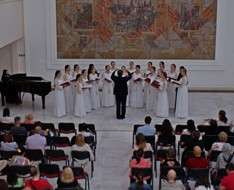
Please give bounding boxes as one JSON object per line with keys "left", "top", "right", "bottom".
{"left": 195, "top": 175, "right": 214, "bottom": 190}
{"left": 220, "top": 163, "right": 234, "bottom": 190}
{"left": 9, "top": 148, "right": 31, "bottom": 166}
{"left": 161, "top": 169, "right": 185, "bottom": 190}
{"left": 182, "top": 119, "right": 196, "bottom": 135}
{"left": 218, "top": 110, "right": 229, "bottom": 126}
{"left": 158, "top": 119, "right": 174, "bottom": 145}
{"left": 57, "top": 166, "right": 79, "bottom": 189}
{"left": 71, "top": 134, "right": 94, "bottom": 161}
{"left": 0, "top": 133, "right": 18, "bottom": 151}
{"left": 136, "top": 116, "right": 155, "bottom": 136}
{"left": 134, "top": 133, "right": 153, "bottom": 152}
{"left": 24, "top": 166, "right": 53, "bottom": 190}
{"left": 185, "top": 146, "right": 208, "bottom": 169}
{"left": 7, "top": 170, "right": 23, "bottom": 189}
{"left": 26, "top": 126, "right": 46, "bottom": 151}
{"left": 217, "top": 143, "right": 234, "bottom": 170}
{"left": 206, "top": 119, "right": 218, "bottom": 135}
{"left": 0, "top": 108, "right": 14, "bottom": 123}
{"left": 10, "top": 117, "right": 27, "bottom": 136}
{"left": 129, "top": 172, "right": 152, "bottom": 190}
{"left": 210, "top": 132, "right": 228, "bottom": 152}
{"left": 24, "top": 113, "right": 34, "bottom": 124}
{"left": 162, "top": 149, "right": 180, "bottom": 168}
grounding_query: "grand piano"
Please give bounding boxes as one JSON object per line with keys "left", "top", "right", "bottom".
{"left": 0, "top": 73, "right": 51, "bottom": 109}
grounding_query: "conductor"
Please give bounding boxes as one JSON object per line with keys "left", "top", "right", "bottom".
{"left": 111, "top": 69, "right": 132, "bottom": 119}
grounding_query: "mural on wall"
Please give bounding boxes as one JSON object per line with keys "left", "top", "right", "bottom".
{"left": 56, "top": 0, "right": 217, "bottom": 59}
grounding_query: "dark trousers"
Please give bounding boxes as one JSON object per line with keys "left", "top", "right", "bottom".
{"left": 115, "top": 95, "right": 127, "bottom": 119}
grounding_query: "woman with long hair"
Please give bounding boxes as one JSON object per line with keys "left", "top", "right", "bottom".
{"left": 54, "top": 70, "right": 66, "bottom": 117}
{"left": 102, "top": 65, "right": 114, "bottom": 107}
{"left": 89, "top": 67, "right": 100, "bottom": 110}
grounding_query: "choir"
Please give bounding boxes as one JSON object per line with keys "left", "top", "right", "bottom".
{"left": 53, "top": 62, "right": 189, "bottom": 119}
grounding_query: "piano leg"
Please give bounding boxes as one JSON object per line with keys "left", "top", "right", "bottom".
{"left": 42, "top": 96, "right": 45, "bottom": 109}
{"left": 32, "top": 94, "right": 35, "bottom": 102}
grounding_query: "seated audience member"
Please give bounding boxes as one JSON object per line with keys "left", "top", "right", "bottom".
{"left": 186, "top": 146, "right": 208, "bottom": 169}
{"left": 217, "top": 110, "right": 229, "bottom": 126}
{"left": 220, "top": 163, "right": 234, "bottom": 190}
{"left": 182, "top": 120, "right": 196, "bottom": 135}
{"left": 7, "top": 170, "right": 23, "bottom": 189}
{"left": 0, "top": 133, "right": 18, "bottom": 151}
{"left": 0, "top": 107, "right": 14, "bottom": 123}
{"left": 24, "top": 113, "right": 34, "bottom": 124}
{"left": 0, "top": 179, "right": 8, "bottom": 190}
{"left": 161, "top": 169, "right": 185, "bottom": 190}
{"left": 72, "top": 134, "right": 94, "bottom": 161}
{"left": 10, "top": 117, "right": 27, "bottom": 136}
{"left": 57, "top": 166, "right": 80, "bottom": 189}
{"left": 136, "top": 116, "right": 156, "bottom": 136}
{"left": 162, "top": 149, "right": 180, "bottom": 168}
{"left": 217, "top": 143, "right": 234, "bottom": 170}
{"left": 0, "top": 160, "right": 8, "bottom": 176}
{"left": 195, "top": 175, "right": 214, "bottom": 190}
{"left": 9, "top": 148, "right": 31, "bottom": 166}
{"left": 24, "top": 166, "right": 53, "bottom": 190}
{"left": 158, "top": 119, "right": 174, "bottom": 145}
{"left": 26, "top": 126, "right": 46, "bottom": 151}
{"left": 130, "top": 149, "right": 152, "bottom": 182}
{"left": 129, "top": 172, "right": 152, "bottom": 190}
{"left": 210, "top": 132, "right": 228, "bottom": 152}
{"left": 134, "top": 133, "right": 153, "bottom": 152}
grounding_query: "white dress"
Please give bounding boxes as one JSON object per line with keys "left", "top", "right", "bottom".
{"left": 89, "top": 74, "right": 101, "bottom": 110}
{"left": 83, "top": 78, "right": 92, "bottom": 113}
{"left": 145, "top": 73, "right": 157, "bottom": 111}
{"left": 54, "top": 79, "right": 66, "bottom": 117}
{"left": 130, "top": 72, "right": 144, "bottom": 108}
{"left": 63, "top": 73, "right": 74, "bottom": 114}
{"left": 156, "top": 79, "right": 169, "bottom": 117}
{"left": 167, "top": 72, "right": 177, "bottom": 109}
{"left": 102, "top": 72, "right": 114, "bottom": 107}
{"left": 127, "top": 69, "right": 135, "bottom": 106}
{"left": 74, "top": 83, "right": 86, "bottom": 118}
{"left": 175, "top": 76, "right": 189, "bottom": 118}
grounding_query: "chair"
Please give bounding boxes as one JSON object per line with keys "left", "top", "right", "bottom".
{"left": 177, "top": 135, "right": 193, "bottom": 160}
{"left": 0, "top": 150, "right": 20, "bottom": 159}
{"left": 145, "top": 135, "right": 156, "bottom": 152}
{"left": 187, "top": 168, "right": 209, "bottom": 181}
{"left": 71, "top": 151, "right": 94, "bottom": 178}
{"left": 175, "top": 125, "right": 188, "bottom": 135}
{"left": 45, "top": 149, "right": 69, "bottom": 165}
{"left": 8, "top": 165, "right": 31, "bottom": 177}
{"left": 58, "top": 122, "right": 76, "bottom": 135}
{"left": 13, "top": 135, "right": 27, "bottom": 147}
{"left": 132, "top": 124, "right": 144, "bottom": 147}
{"left": 132, "top": 150, "right": 153, "bottom": 161}
{"left": 155, "top": 124, "right": 163, "bottom": 134}
{"left": 41, "top": 123, "right": 56, "bottom": 133}
{"left": 39, "top": 163, "right": 60, "bottom": 178}
{"left": 72, "top": 167, "right": 90, "bottom": 190}
{"left": 131, "top": 167, "right": 153, "bottom": 187}
{"left": 0, "top": 123, "right": 14, "bottom": 132}
{"left": 25, "top": 149, "right": 44, "bottom": 162}
{"left": 21, "top": 124, "right": 35, "bottom": 132}
{"left": 197, "top": 125, "right": 208, "bottom": 133}
{"left": 154, "top": 149, "right": 168, "bottom": 177}
{"left": 78, "top": 123, "right": 97, "bottom": 148}
{"left": 52, "top": 136, "right": 71, "bottom": 148}
{"left": 202, "top": 135, "right": 217, "bottom": 151}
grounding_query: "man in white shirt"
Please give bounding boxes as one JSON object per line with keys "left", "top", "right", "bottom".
{"left": 26, "top": 126, "right": 46, "bottom": 151}
{"left": 136, "top": 116, "right": 156, "bottom": 136}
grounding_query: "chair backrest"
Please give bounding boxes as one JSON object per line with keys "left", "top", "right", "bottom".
{"left": 39, "top": 163, "right": 60, "bottom": 178}
{"left": 71, "top": 167, "right": 85, "bottom": 178}
{"left": 144, "top": 135, "right": 155, "bottom": 150}
{"left": 52, "top": 136, "right": 71, "bottom": 147}
{"left": 217, "top": 126, "right": 230, "bottom": 134}
{"left": 71, "top": 151, "right": 90, "bottom": 161}
{"left": 78, "top": 123, "right": 96, "bottom": 134}
{"left": 0, "top": 150, "right": 20, "bottom": 159}
{"left": 187, "top": 168, "right": 209, "bottom": 180}
{"left": 155, "top": 124, "right": 163, "bottom": 134}
{"left": 58, "top": 123, "right": 76, "bottom": 134}
{"left": 132, "top": 150, "right": 153, "bottom": 161}
{"left": 13, "top": 135, "right": 27, "bottom": 146}
{"left": 202, "top": 135, "right": 217, "bottom": 151}
{"left": 197, "top": 125, "right": 208, "bottom": 133}
{"left": 157, "top": 135, "right": 176, "bottom": 146}
{"left": 41, "top": 123, "right": 55, "bottom": 132}
{"left": 179, "top": 135, "right": 193, "bottom": 148}
{"left": 25, "top": 149, "right": 44, "bottom": 161}
{"left": 0, "top": 123, "right": 14, "bottom": 132}
{"left": 45, "top": 149, "right": 67, "bottom": 160}
{"left": 9, "top": 165, "right": 31, "bottom": 176}
{"left": 131, "top": 168, "right": 153, "bottom": 180}
{"left": 133, "top": 124, "right": 144, "bottom": 135}
{"left": 156, "top": 149, "right": 168, "bottom": 161}
{"left": 175, "top": 125, "right": 188, "bottom": 135}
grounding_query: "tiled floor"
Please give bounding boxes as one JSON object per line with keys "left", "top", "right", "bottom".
{"left": 2, "top": 92, "right": 234, "bottom": 189}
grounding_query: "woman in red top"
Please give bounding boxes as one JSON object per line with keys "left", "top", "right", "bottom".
{"left": 24, "top": 166, "right": 53, "bottom": 190}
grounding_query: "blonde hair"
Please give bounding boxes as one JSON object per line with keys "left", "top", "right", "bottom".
{"left": 218, "top": 132, "right": 228, "bottom": 142}
{"left": 76, "top": 134, "right": 85, "bottom": 146}
{"left": 61, "top": 167, "right": 75, "bottom": 183}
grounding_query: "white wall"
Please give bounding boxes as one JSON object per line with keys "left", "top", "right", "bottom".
{"left": 23, "top": 0, "right": 234, "bottom": 87}
{"left": 0, "top": 0, "right": 24, "bottom": 48}
{"left": 0, "top": 44, "right": 13, "bottom": 73}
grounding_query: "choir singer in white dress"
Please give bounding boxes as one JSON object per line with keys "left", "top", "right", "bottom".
{"left": 74, "top": 74, "right": 86, "bottom": 118}
{"left": 156, "top": 70, "right": 169, "bottom": 118}
{"left": 167, "top": 64, "right": 177, "bottom": 110}
{"left": 63, "top": 65, "right": 74, "bottom": 114}
{"left": 54, "top": 70, "right": 66, "bottom": 117}
{"left": 174, "top": 67, "right": 189, "bottom": 118}
{"left": 102, "top": 65, "right": 114, "bottom": 107}
{"left": 130, "top": 65, "right": 144, "bottom": 108}
{"left": 89, "top": 67, "right": 101, "bottom": 110}
{"left": 81, "top": 70, "right": 92, "bottom": 113}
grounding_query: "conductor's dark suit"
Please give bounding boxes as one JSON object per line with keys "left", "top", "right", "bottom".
{"left": 111, "top": 70, "right": 132, "bottom": 119}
